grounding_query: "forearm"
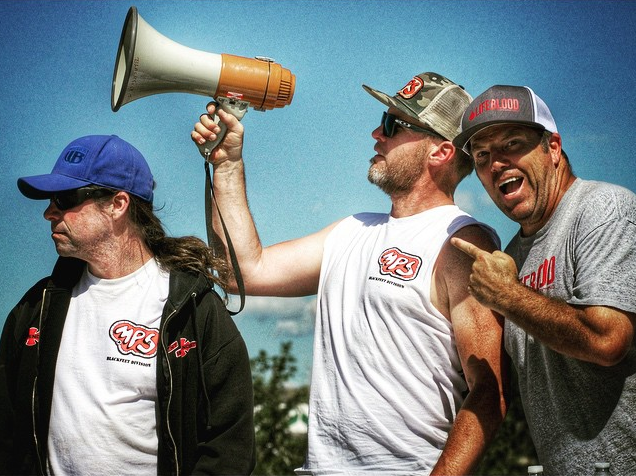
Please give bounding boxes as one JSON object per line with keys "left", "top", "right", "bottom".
{"left": 452, "top": 237, "right": 635, "bottom": 366}
{"left": 431, "top": 388, "right": 506, "bottom": 476}
{"left": 196, "top": 106, "right": 325, "bottom": 297}
{"left": 494, "top": 282, "right": 633, "bottom": 365}
{"left": 212, "top": 159, "right": 265, "bottom": 293}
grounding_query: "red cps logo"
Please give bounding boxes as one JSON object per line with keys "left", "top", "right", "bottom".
{"left": 109, "top": 320, "right": 159, "bottom": 358}
{"left": 397, "top": 76, "right": 424, "bottom": 100}
{"left": 378, "top": 247, "right": 422, "bottom": 281}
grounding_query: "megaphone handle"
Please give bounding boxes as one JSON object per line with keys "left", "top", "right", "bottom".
{"left": 197, "top": 97, "right": 249, "bottom": 159}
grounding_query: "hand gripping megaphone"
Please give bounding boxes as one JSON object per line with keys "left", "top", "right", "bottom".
{"left": 111, "top": 6, "right": 296, "bottom": 157}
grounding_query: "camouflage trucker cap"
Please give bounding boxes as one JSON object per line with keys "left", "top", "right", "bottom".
{"left": 362, "top": 72, "right": 472, "bottom": 141}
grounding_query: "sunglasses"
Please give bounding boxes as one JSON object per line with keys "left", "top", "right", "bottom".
{"left": 51, "top": 187, "right": 116, "bottom": 211}
{"left": 381, "top": 112, "right": 445, "bottom": 140}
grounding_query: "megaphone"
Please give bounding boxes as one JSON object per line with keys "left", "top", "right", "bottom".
{"left": 111, "top": 6, "right": 296, "bottom": 155}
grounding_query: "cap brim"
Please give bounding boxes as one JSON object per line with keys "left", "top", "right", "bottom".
{"left": 362, "top": 84, "right": 418, "bottom": 120}
{"left": 363, "top": 84, "right": 395, "bottom": 107}
{"left": 454, "top": 120, "right": 547, "bottom": 152}
{"left": 18, "top": 174, "right": 92, "bottom": 199}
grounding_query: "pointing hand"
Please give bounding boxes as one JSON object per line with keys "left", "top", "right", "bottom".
{"left": 450, "top": 237, "right": 519, "bottom": 312}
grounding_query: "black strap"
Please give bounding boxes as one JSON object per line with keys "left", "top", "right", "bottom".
{"left": 204, "top": 161, "right": 245, "bottom": 315}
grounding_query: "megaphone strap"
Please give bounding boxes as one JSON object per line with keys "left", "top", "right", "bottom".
{"left": 204, "top": 161, "right": 245, "bottom": 315}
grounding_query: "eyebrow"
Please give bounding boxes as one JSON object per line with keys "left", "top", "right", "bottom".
{"left": 471, "top": 127, "right": 536, "bottom": 149}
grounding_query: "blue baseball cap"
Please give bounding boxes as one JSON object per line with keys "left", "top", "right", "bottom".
{"left": 18, "top": 135, "right": 154, "bottom": 203}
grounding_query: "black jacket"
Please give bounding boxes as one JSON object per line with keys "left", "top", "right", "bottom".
{"left": 0, "top": 257, "right": 255, "bottom": 475}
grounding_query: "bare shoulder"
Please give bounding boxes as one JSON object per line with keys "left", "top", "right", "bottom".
{"left": 438, "top": 225, "right": 498, "bottom": 276}
{"left": 451, "top": 224, "right": 499, "bottom": 253}
{"left": 432, "top": 225, "right": 499, "bottom": 318}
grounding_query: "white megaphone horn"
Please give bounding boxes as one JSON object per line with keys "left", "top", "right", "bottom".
{"left": 111, "top": 6, "right": 296, "bottom": 156}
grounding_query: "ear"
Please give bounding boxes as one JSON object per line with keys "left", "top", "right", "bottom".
{"left": 548, "top": 132, "right": 562, "bottom": 166}
{"left": 110, "top": 191, "right": 131, "bottom": 219}
{"left": 428, "top": 140, "right": 456, "bottom": 167}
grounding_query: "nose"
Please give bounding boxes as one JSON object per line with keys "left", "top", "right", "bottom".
{"left": 371, "top": 124, "right": 385, "bottom": 141}
{"left": 43, "top": 200, "right": 60, "bottom": 221}
{"left": 489, "top": 148, "right": 510, "bottom": 172}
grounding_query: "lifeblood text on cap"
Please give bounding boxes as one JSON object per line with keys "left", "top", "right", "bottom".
{"left": 468, "top": 97, "right": 520, "bottom": 122}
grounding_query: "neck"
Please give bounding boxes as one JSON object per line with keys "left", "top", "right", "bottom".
{"left": 389, "top": 181, "right": 455, "bottom": 218}
{"left": 86, "top": 236, "right": 154, "bottom": 279}
{"left": 521, "top": 171, "right": 577, "bottom": 236}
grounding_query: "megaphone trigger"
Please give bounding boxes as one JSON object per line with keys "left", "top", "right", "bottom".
{"left": 197, "top": 98, "right": 249, "bottom": 160}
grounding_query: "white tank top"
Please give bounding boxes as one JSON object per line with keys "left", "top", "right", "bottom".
{"left": 303, "top": 205, "right": 490, "bottom": 475}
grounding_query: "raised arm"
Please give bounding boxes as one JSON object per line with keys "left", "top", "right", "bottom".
{"left": 192, "top": 104, "right": 337, "bottom": 297}
{"left": 431, "top": 225, "right": 509, "bottom": 475}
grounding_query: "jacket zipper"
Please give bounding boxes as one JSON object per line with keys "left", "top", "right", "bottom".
{"left": 32, "top": 288, "right": 48, "bottom": 475}
{"left": 161, "top": 307, "right": 179, "bottom": 475}
{"left": 162, "top": 291, "right": 198, "bottom": 475}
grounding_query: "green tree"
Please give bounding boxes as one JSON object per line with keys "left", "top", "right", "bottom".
{"left": 251, "top": 341, "right": 309, "bottom": 476}
{"left": 251, "top": 343, "right": 537, "bottom": 476}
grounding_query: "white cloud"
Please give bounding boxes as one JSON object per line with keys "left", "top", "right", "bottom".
{"left": 455, "top": 186, "right": 495, "bottom": 214}
{"left": 229, "top": 295, "right": 316, "bottom": 337}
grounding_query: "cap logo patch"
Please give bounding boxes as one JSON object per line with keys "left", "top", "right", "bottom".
{"left": 398, "top": 77, "right": 424, "bottom": 100}
{"left": 468, "top": 97, "right": 520, "bottom": 122}
{"left": 63, "top": 146, "right": 89, "bottom": 164}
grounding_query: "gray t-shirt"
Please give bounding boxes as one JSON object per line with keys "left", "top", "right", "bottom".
{"left": 505, "top": 179, "right": 636, "bottom": 475}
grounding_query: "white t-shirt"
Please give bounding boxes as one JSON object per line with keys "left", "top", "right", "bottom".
{"left": 301, "top": 206, "right": 496, "bottom": 475}
{"left": 47, "top": 258, "right": 169, "bottom": 475}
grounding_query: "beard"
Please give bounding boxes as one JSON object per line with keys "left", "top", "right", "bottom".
{"left": 368, "top": 144, "right": 427, "bottom": 195}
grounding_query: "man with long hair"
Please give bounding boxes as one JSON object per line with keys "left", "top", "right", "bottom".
{"left": 0, "top": 135, "right": 255, "bottom": 475}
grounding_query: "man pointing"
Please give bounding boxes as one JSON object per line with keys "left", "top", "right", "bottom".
{"left": 451, "top": 84, "right": 636, "bottom": 475}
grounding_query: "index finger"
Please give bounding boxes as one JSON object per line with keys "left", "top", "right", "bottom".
{"left": 450, "top": 237, "right": 487, "bottom": 260}
{"left": 206, "top": 101, "right": 217, "bottom": 114}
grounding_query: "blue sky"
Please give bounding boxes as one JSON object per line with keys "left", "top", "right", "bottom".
{"left": 1, "top": 0, "right": 635, "bottom": 385}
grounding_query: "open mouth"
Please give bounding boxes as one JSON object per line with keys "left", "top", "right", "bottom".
{"left": 499, "top": 177, "right": 523, "bottom": 196}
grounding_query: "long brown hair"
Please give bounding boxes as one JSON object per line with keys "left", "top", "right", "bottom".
{"left": 126, "top": 195, "right": 231, "bottom": 292}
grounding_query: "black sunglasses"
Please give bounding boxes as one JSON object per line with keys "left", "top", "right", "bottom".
{"left": 51, "top": 187, "right": 116, "bottom": 211}
{"left": 381, "top": 112, "right": 445, "bottom": 140}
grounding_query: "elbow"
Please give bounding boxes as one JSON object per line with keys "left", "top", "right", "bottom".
{"left": 590, "top": 334, "right": 632, "bottom": 367}
{"left": 594, "top": 347, "right": 630, "bottom": 367}
{"left": 225, "top": 280, "right": 240, "bottom": 295}
{"left": 465, "top": 381, "right": 509, "bottom": 426}
{"left": 580, "top": 307, "right": 635, "bottom": 367}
